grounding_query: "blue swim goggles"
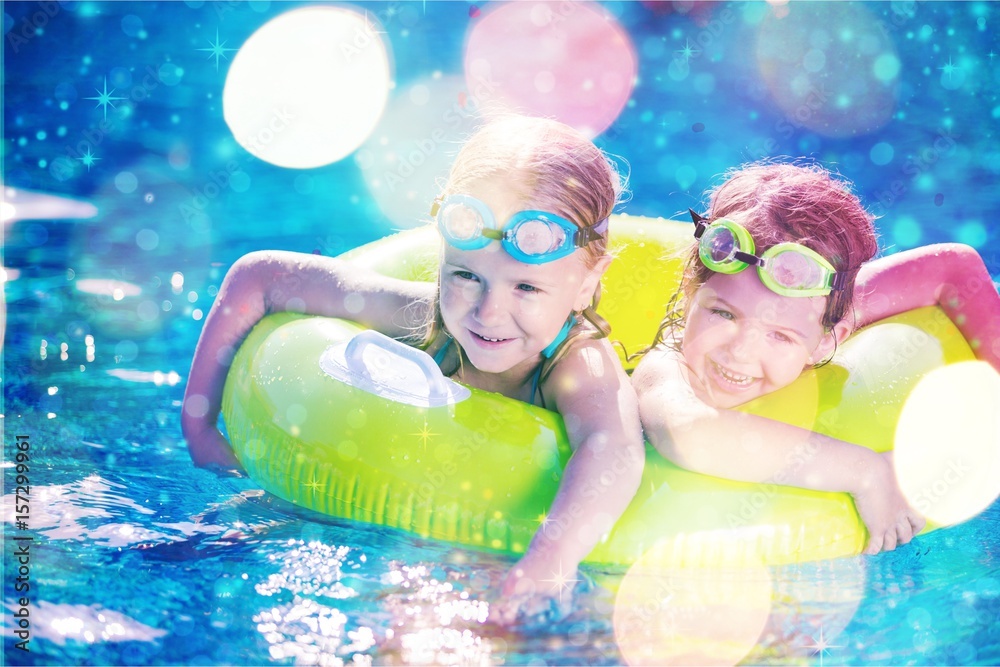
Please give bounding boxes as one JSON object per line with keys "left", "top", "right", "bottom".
{"left": 432, "top": 194, "right": 608, "bottom": 264}
{"left": 690, "top": 209, "right": 846, "bottom": 298}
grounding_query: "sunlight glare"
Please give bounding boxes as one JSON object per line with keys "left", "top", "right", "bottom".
{"left": 894, "top": 361, "right": 1000, "bottom": 526}
{"left": 224, "top": 7, "right": 392, "bottom": 168}
{"left": 614, "top": 546, "right": 772, "bottom": 665}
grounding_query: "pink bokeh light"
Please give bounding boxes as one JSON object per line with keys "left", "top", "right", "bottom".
{"left": 464, "top": 1, "right": 637, "bottom": 138}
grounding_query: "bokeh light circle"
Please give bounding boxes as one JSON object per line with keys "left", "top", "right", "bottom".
{"left": 464, "top": 1, "right": 636, "bottom": 137}
{"left": 756, "top": 3, "right": 899, "bottom": 137}
{"left": 158, "top": 63, "right": 184, "bottom": 86}
{"left": 115, "top": 171, "right": 138, "bottom": 193}
{"left": 955, "top": 221, "right": 987, "bottom": 249}
{"left": 224, "top": 7, "right": 391, "bottom": 168}
{"left": 614, "top": 547, "right": 772, "bottom": 665}
{"left": 894, "top": 362, "right": 1000, "bottom": 526}
{"left": 940, "top": 65, "right": 966, "bottom": 91}
{"left": 356, "top": 75, "right": 481, "bottom": 230}
{"left": 121, "top": 14, "right": 143, "bottom": 38}
{"left": 892, "top": 215, "right": 922, "bottom": 248}
{"left": 870, "top": 142, "right": 894, "bottom": 166}
{"left": 873, "top": 53, "right": 900, "bottom": 82}
{"left": 110, "top": 66, "right": 133, "bottom": 88}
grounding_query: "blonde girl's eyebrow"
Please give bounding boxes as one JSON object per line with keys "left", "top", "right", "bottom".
{"left": 514, "top": 267, "right": 569, "bottom": 291}
{"left": 513, "top": 273, "right": 558, "bottom": 289}
{"left": 442, "top": 260, "right": 475, "bottom": 273}
{"left": 445, "top": 259, "right": 559, "bottom": 290}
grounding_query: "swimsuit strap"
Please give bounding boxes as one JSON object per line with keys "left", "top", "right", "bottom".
{"left": 432, "top": 317, "right": 572, "bottom": 409}
{"left": 541, "top": 317, "right": 574, "bottom": 359}
{"left": 530, "top": 364, "right": 546, "bottom": 409}
{"left": 432, "top": 335, "right": 453, "bottom": 366}
{"left": 533, "top": 316, "right": 574, "bottom": 409}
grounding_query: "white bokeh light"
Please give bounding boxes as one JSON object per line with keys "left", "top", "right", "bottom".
{"left": 223, "top": 7, "right": 392, "bottom": 169}
{"left": 614, "top": 548, "right": 772, "bottom": 666}
{"left": 356, "top": 75, "right": 480, "bottom": 230}
{"left": 894, "top": 361, "right": 1000, "bottom": 527}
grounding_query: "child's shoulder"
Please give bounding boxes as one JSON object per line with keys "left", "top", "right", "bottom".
{"left": 542, "top": 334, "right": 641, "bottom": 432}
{"left": 544, "top": 335, "right": 629, "bottom": 395}
{"left": 631, "top": 343, "right": 685, "bottom": 392}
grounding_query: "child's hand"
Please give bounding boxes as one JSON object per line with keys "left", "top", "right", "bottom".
{"left": 183, "top": 418, "right": 246, "bottom": 477}
{"left": 852, "top": 451, "right": 925, "bottom": 554}
{"left": 488, "top": 553, "right": 576, "bottom": 626}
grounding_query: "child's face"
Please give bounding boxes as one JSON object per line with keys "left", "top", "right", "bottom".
{"left": 681, "top": 269, "right": 835, "bottom": 409}
{"left": 439, "top": 181, "right": 606, "bottom": 377}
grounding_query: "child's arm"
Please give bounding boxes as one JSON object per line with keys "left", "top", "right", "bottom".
{"left": 632, "top": 347, "right": 924, "bottom": 554}
{"left": 854, "top": 243, "right": 1000, "bottom": 370}
{"left": 182, "top": 250, "right": 435, "bottom": 471}
{"left": 491, "top": 338, "right": 645, "bottom": 623}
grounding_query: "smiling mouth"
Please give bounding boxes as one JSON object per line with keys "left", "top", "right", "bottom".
{"left": 471, "top": 331, "right": 513, "bottom": 344}
{"left": 709, "top": 359, "right": 758, "bottom": 389}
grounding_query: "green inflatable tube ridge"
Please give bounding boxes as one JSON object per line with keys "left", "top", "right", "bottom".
{"left": 222, "top": 215, "right": 973, "bottom": 567}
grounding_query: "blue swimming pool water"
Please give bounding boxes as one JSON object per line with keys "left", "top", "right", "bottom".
{"left": 4, "top": 1, "right": 999, "bottom": 664}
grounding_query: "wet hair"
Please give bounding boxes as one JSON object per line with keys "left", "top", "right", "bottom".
{"left": 652, "top": 160, "right": 878, "bottom": 351}
{"left": 418, "top": 115, "right": 626, "bottom": 395}
{"left": 441, "top": 114, "right": 619, "bottom": 269}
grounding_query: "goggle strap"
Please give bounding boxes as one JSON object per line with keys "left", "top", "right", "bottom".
{"left": 689, "top": 209, "right": 710, "bottom": 239}
{"left": 734, "top": 250, "right": 761, "bottom": 266}
{"left": 830, "top": 271, "right": 848, "bottom": 291}
{"left": 575, "top": 217, "right": 609, "bottom": 247}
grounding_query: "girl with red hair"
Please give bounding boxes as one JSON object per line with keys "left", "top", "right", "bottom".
{"left": 634, "top": 161, "right": 1000, "bottom": 554}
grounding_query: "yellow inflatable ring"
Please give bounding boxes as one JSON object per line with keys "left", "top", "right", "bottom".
{"left": 222, "top": 215, "right": 972, "bottom": 567}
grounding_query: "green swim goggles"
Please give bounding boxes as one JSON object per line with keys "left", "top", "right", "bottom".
{"left": 432, "top": 194, "right": 608, "bottom": 264}
{"left": 690, "top": 209, "right": 846, "bottom": 298}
